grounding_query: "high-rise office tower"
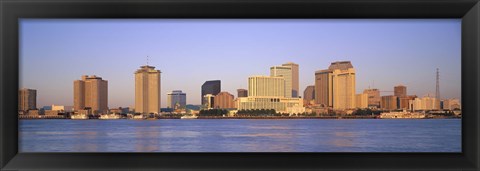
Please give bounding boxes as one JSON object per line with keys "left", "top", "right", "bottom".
{"left": 394, "top": 85, "right": 407, "bottom": 97}
{"left": 303, "top": 85, "right": 315, "bottom": 106}
{"left": 237, "top": 89, "right": 248, "bottom": 98}
{"left": 19, "top": 88, "right": 37, "bottom": 111}
{"left": 282, "top": 62, "right": 299, "bottom": 97}
{"left": 315, "top": 61, "right": 356, "bottom": 109}
{"left": 135, "top": 65, "right": 161, "bottom": 114}
{"left": 201, "top": 80, "right": 221, "bottom": 106}
{"left": 214, "top": 92, "right": 235, "bottom": 109}
{"left": 167, "top": 90, "right": 186, "bottom": 109}
{"left": 74, "top": 75, "right": 108, "bottom": 114}
{"left": 270, "top": 62, "right": 299, "bottom": 98}
{"left": 248, "top": 76, "right": 285, "bottom": 97}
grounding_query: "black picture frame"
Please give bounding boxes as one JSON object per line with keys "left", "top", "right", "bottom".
{"left": 1, "top": 0, "right": 479, "bottom": 170}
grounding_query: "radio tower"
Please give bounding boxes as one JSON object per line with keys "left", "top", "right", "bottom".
{"left": 436, "top": 68, "right": 440, "bottom": 100}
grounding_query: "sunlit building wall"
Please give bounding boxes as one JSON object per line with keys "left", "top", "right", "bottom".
{"left": 363, "top": 88, "right": 380, "bottom": 108}
{"left": 214, "top": 92, "right": 235, "bottom": 109}
{"left": 381, "top": 95, "right": 397, "bottom": 110}
{"left": 237, "top": 97, "right": 304, "bottom": 114}
{"left": 355, "top": 93, "right": 369, "bottom": 109}
{"left": 74, "top": 75, "right": 108, "bottom": 114}
{"left": 248, "top": 76, "right": 285, "bottom": 97}
{"left": 315, "top": 61, "right": 356, "bottom": 110}
{"left": 203, "top": 94, "right": 215, "bottom": 109}
{"left": 135, "top": 65, "right": 161, "bottom": 114}
{"left": 19, "top": 88, "right": 37, "bottom": 111}
{"left": 442, "top": 98, "right": 461, "bottom": 110}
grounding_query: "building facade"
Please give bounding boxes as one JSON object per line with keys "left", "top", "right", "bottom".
{"left": 270, "top": 65, "right": 293, "bottom": 98}
{"left": 214, "top": 92, "right": 235, "bottom": 109}
{"left": 74, "top": 75, "right": 108, "bottom": 114}
{"left": 236, "top": 97, "right": 304, "bottom": 114}
{"left": 270, "top": 62, "right": 299, "bottom": 98}
{"left": 303, "top": 85, "right": 315, "bottom": 106}
{"left": 363, "top": 88, "right": 381, "bottom": 108}
{"left": 248, "top": 76, "right": 285, "bottom": 97}
{"left": 282, "top": 62, "right": 299, "bottom": 97}
{"left": 381, "top": 95, "right": 397, "bottom": 110}
{"left": 237, "top": 89, "right": 248, "bottom": 98}
{"left": 167, "top": 90, "right": 186, "bottom": 109}
{"left": 19, "top": 88, "right": 37, "bottom": 111}
{"left": 399, "top": 95, "right": 416, "bottom": 110}
{"left": 203, "top": 94, "right": 215, "bottom": 109}
{"left": 135, "top": 65, "right": 161, "bottom": 114}
{"left": 201, "top": 80, "right": 221, "bottom": 106}
{"left": 409, "top": 96, "right": 440, "bottom": 111}
{"left": 355, "top": 93, "right": 369, "bottom": 109}
{"left": 442, "top": 98, "right": 461, "bottom": 110}
{"left": 315, "top": 61, "right": 356, "bottom": 110}
{"left": 394, "top": 85, "right": 407, "bottom": 97}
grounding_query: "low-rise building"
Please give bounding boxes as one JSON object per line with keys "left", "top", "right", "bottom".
{"left": 236, "top": 97, "right": 304, "bottom": 114}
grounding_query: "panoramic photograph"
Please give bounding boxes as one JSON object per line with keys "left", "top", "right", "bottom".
{"left": 19, "top": 19, "right": 461, "bottom": 152}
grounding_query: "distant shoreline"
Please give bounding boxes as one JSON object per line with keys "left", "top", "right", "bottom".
{"left": 19, "top": 115, "right": 461, "bottom": 120}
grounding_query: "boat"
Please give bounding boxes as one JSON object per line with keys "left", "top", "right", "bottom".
{"left": 181, "top": 115, "right": 198, "bottom": 119}
{"left": 71, "top": 114, "right": 88, "bottom": 120}
{"left": 99, "top": 114, "right": 121, "bottom": 120}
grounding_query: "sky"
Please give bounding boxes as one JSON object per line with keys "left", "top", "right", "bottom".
{"left": 20, "top": 19, "right": 461, "bottom": 108}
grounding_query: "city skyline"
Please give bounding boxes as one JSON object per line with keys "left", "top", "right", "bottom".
{"left": 20, "top": 19, "right": 461, "bottom": 107}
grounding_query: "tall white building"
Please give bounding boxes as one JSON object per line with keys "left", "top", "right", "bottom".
{"left": 135, "top": 65, "right": 161, "bottom": 114}
{"left": 238, "top": 74, "right": 304, "bottom": 114}
{"left": 270, "top": 62, "right": 299, "bottom": 98}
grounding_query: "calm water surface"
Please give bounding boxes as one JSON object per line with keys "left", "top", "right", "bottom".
{"left": 19, "top": 119, "right": 461, "bottom": 152}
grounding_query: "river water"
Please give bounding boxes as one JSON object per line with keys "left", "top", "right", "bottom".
{"left": 19, "top": 119, "right": 461, "bottom": 152}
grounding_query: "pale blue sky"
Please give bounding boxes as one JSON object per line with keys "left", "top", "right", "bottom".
{"left": 20, "top": 19, "right": 461, "bottom": 108}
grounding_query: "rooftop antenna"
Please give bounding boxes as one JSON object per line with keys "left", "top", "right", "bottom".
{"left": 146, "top": 56, "right": 149, "bottom": 66}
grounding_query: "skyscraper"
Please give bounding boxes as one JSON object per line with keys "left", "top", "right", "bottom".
{"left": 394, "top": 85, "right": 407, "bottom": 97}
{"left": 270, "top": 62, "right": 299, "bottom": 98}
{"left": 19, "top": 88, "right": 37, "bottom": 111}
{"left": 237, "top": 89, "right": 248, "bottom": 98}
{"left": 201, "top": 80, "right": 221, "bottom": 106}
{"left": 167, "top": 90, "right": 186, "bottom": 109}
{"left": 74, "top": 75, "right": 108, "bottom": 114}
{"left": 248, "top": 76, "right": 285, "bottom": 97}
{"left": 135, "top": 65, "right": 161, "bottom": 114}
{"left": 303, "top": 85, "right": 315, "bottom": 106}
{"left": 282, "top": 62, "right": 299, "bottom": 97}
{"left": 270, "top": 65, "right": 292, "bottom": 98}
{"left": 214, "top": 92, "right": 235, "bottom": 109}
{"left": 315, "top": 61, "right": 356, "bottom": 110}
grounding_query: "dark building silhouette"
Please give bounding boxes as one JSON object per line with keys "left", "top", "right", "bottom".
{"left": 201, "top": 80, "right": 221, "bottom": 106}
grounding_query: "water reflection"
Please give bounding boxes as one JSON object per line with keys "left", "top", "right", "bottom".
{"left": 19, "top": 119, "right": 462, "bottom": 152}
